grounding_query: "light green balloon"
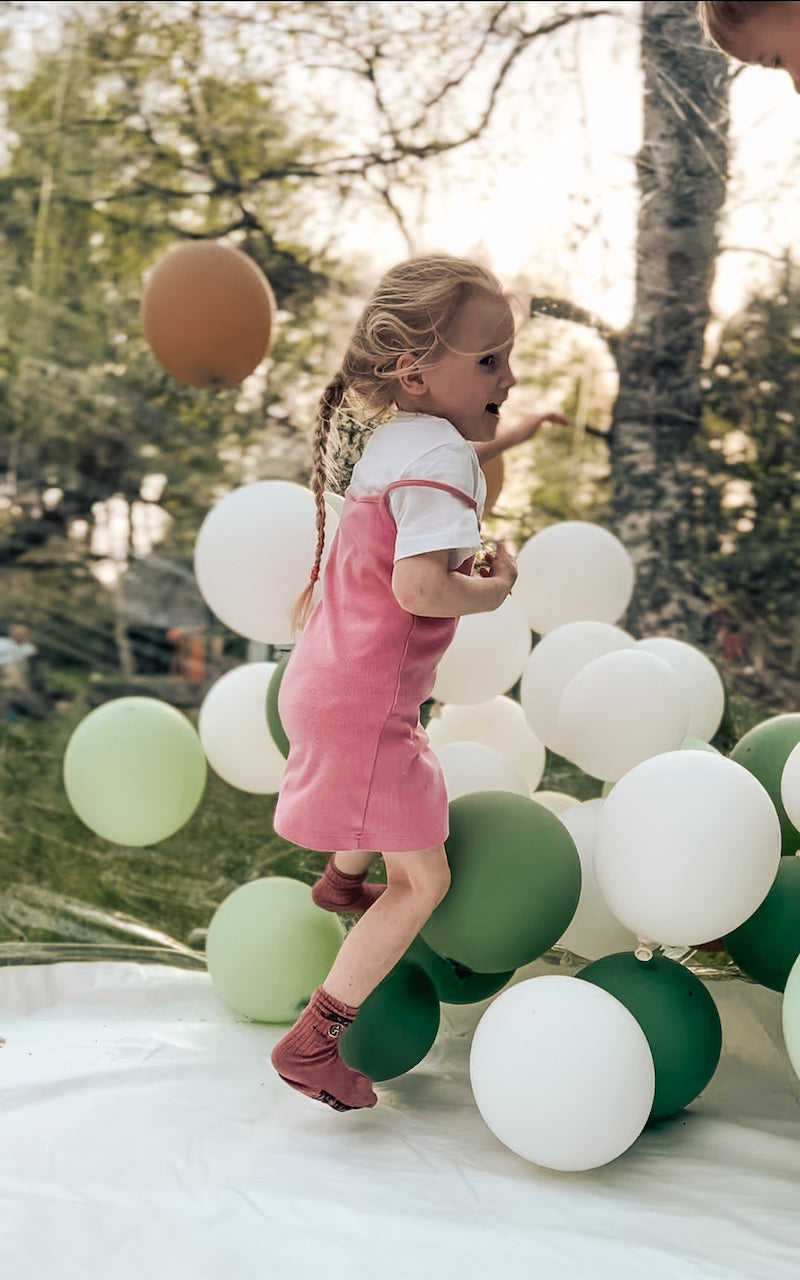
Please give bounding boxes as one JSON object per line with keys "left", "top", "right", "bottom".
{"left": 782, "top": 950, "right": 800, "bottom": 1083}
{"left": 205, "top": 877, "right": 344, "bottom": 1023}
{"left": 63, "top": 697, "right": 207, "bottom": 846}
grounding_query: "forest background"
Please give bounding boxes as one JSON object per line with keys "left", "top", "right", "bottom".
{"left": 1, "top": 0, "right": 799, "bottom": 958}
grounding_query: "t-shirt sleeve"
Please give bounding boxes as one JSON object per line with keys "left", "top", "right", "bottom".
{"left": 388, "top": 442, "right": 483, "bottom": 564}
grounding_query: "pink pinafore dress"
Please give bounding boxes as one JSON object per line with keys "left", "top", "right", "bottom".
{"left": 273, "top": 479, "right": 477, "bottom": 853}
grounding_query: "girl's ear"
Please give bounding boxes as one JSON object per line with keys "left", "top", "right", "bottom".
{"left": 395, "top": 352, "right": 428, "bottom": 397}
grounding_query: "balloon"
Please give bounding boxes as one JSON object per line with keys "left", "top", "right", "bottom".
{"left": 557, "top": 649, "right": 689, "bottom": 783}
{"left": 481, "top": 454, "right": 505, "bottom": 513}
{"left": 421, "top": 791, "right": 581, "bottom": 972}
{"left": 682, "top": 736, "right": 720, "bottom": 754}
{"left": 514, "top": 522, "right": 634, "bottom": 636}
{"left": 404, "top": 935, "right": 514, "bottom": 1005}
{"left": 205, "top": 877, "right": 343, "bottom": 1023}
{"left": 594, "top": 751, "right": 781, "bottom": 947}
{"left": 266, "top": 650, "right": 292, "bottom": 758}
{"left": 730, "top": 714, "right": 800, "bottom": 856}
{"left": 781, "top": 952, "right": 800, "bottom": 1082}
{"left": 531, "top": 790, "right": 582, "bottom": 816}
{"left": 325, "top": 491, "right": 345, "bottom": 516}
{"left": 63, "top": 697, "right": 206, "bottom": 846}
{"left": 520, "top": 621, "right": 635, "bottom": 756}
{"left": 340, "top": 961, "right": 440, "bottom": 1081}
{"left": 198, "top": 662, "right": 286, "bottom": 794}
{"left": 781, "top": 742, "right": 800, "bottom": 835}
{"left": 577, "top": 952, "right": 722, "bottom": 1121}
{"left": 469, "top": 975, "right": 654, "bottom": 1171}
{"left": 431, "top": 596, "right": 531, "bottom": 705}
{"left": 556, "top": 800, "right": 638, "bottom": 960}
{"left": 194, "top": 480, "right": 338, "bottom": 645}
{"left": 724, "top": 856, "right": 800, "bottom": 992}
{"left": 637, "top": 636, "right": 725, "bottom": 743}
{"left": 433, "top": 741, "right": 528, "bottom": 801}
{"left": 141, "top": 240, "right": 276, "bottom": 388}
{"left": 426, "top": 695, "right": 546, "bottom": 792}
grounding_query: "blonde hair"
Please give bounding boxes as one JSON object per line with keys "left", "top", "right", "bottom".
{"left": 292, "top": 254, "right": 508, "bottom": 630}
{"left": 696, "top": 0, "right": 773, "bottom": 47}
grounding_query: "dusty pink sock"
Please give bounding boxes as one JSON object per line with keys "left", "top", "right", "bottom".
{"left": 311, "top": 856, "right": 386, "bottom": 916}
{"left": 270, "top": 987, "right": 378, "bottom": 1112}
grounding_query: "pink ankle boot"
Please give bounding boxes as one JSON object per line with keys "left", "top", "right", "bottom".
{"left": 271, "top": 987, "right": 378, "bottom": 1112}
{"left": 311, "top": 857, "right": 386, "bottom": 916}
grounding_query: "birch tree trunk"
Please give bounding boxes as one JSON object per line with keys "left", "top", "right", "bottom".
{"left": 610, "top": 0, "right": 729, "bottom": 637}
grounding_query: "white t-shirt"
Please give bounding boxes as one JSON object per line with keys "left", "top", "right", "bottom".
{"left": 348, "top": 412, "right": 485, "bottom": 568}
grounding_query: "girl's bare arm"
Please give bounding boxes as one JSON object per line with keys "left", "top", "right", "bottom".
{"left": 392, "top": 542, "right": 517, "bottom": 618}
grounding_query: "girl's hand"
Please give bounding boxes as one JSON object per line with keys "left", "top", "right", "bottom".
{"left": 478, "top": 540, "right": 517, "bottom": 595}
{"left": 517, "top": 411, "right": 569, "bottom": 443}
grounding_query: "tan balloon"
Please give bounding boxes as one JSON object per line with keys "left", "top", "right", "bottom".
{"left": 141, "top": 240, "right": 277, "bottom": 389}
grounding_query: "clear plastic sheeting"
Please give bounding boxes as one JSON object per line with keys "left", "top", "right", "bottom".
{"left": 2, "top": 959, "right": 799, "bottom": 1280}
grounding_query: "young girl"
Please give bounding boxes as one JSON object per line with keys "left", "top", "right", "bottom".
{"left": 271, "top": 255, "right": 561, "bottom": 1112}
{"left": 697, "top": 0, "right": 800, "bottom": 90}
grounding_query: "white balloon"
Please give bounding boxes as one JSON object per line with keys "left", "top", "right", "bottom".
{"left": 469, "top": 975, "right": 654, "bottom": 1171}
{"left": 781, "top": 951, "right": 800, "bottom": 1083}
{"left": 520, "top": 621, "right": 635, "bottom": 756}
{"left": 432, "top": 595, "right": 531, "bottom": 705}
{"left": 556, "top": 800, "right": 638, "bottom": 960}
{"left": 199, "top": 662, "right": 286, "bottom": 794}
{"left": 557, "top": 649, "right": 690, "bottom": 783}
{"left": 637, "top": 636, "right": 725, "bottom": 743}
{"left": 194, "top": 480, "right": 338, "bottom": 644}
{"left": 433, "top": 741, "right": 528, "bottom": 802}
{"left": 780, "top": 743, "right": 800, "bottom": 834}
{"left": 594, "top": 751, "right": 781, "bottom": 947}
{"left": 530, "top": 790, "right": 581, "bottom": 816}
{"left": 514, "top": 522, "right": 634, "bottom": 636}
{"left": 426, "top": 696, "right": 546, "bottom": 791}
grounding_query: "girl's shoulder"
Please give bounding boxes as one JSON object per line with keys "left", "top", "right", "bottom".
{"left": 353, "top": 413, "right": 477, "bottom": 488}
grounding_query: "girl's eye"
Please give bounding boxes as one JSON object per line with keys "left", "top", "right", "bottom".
{"left": 479, "top": 354, "right": 496, "bottom": 367}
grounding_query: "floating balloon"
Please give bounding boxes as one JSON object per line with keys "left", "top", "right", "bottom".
{"left": 594, "top": 751, "right": 781, "bottom": 947}
{"left": 199, "top": 662, "right": 286, "bottom": 794}
{"left": 194, "top": 480, "right": 338, "bottom": 645}
{"left": 426, "top": 695, "right": 546, "bottom": 792}
{"left": 781, "top": 952, "right": 800, "bottom": 1082}
{"left": 520, "top": 621, "right": 635, "bottom": 756}
{"left": 431, "top": 596, "right": 531, "bottom": 705}
{"left": 724, "top": 856, "right": 800, "bottom": 992}
{"left": 637, "top": 637, "right": 725, "bottom": 743}
{"left": 266, "top": 650, "right": 292, "bottom": 759}
{"left": 531, "top": 790, "right": 582, "bottom": 816}
{"left": 577, "top": 952, "right": 722, "bottom": 1121}
{"left": 340, "top": 961, "right": 440, "bottom": 1081}
{"left": 514, "top": 522, "right": 634, "bottom": 636}
{"left": 557, "top": 649, "right": 689, "bottom": 782}
{"left": 404, "top": 935, "right": 514, "bottom": 1005}
{"left": 421, "top": 791, "right": 581, "bottom": 972}
{"left": 730, "top": 714, "right": 800, "bottom": 856}
{"left": 433, "top": 741, "right": 528, "bottom": 802}
{"left": 63, "top": 697, "right": 206, "bottom": 846}
{"left": 556, "top": 800, "right": 638, "bottom": 960}
{"left": 205, "top": 877, "right": 343, "bottom": 1023}
{"left": 469, "top": 975, "right": 654, "bottom": 1171}
{"left": 781, "top": 742, "right": 800, "bottom": 836}
{"left": 141, "top": 240, "right": 276, "bottom": 388}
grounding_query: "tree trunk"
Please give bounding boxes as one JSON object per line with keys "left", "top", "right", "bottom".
{"left": 610, "top": 0, "right": 729, "bottom": 638}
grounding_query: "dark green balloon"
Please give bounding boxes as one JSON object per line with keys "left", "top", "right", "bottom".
{"left": 730, "top": 714, "right": 800, "bottom": 856}
{"left": 404, "top": 935, "right": 514, "bottom": 1005}
{"left": 577, "top": 952, "right": 722, "bottom": 1122}
{"left": 421, "top": 791, "right": 581, "bottom": 973}
{"left": 339, "top": 961, "right": 440, "bottom": 1082}
{"left": 724, "top": 856, "right": 800, "bottom": 992}
{"left": 266, "top": 650, "right": 292, "bottom": 759}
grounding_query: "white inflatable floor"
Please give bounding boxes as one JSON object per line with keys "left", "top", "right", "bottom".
{"left": 1, "top": 958, "right": 799, "bottom": 1280}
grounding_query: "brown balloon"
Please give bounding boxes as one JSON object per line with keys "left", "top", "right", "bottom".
{"left": 141, "top": 240, "right": 277, "bottom": 389}
{"left": 482, "top": 454, "right": 504, "bottom": 514}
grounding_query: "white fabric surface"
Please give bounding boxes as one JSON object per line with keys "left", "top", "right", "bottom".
{"left": 1, "top": 959, "right": 799, "bottom": 1280}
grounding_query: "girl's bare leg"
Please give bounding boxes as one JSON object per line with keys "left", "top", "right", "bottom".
{"left": 332, "top": 850, "right": 378, "bottom": 877}
{"left": 322, "top": 844, "right": 451, "bottom": 1006}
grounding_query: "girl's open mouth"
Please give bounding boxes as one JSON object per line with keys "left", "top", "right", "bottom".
{"left": 486, "top": 403, "right": 499, "bottom": 415}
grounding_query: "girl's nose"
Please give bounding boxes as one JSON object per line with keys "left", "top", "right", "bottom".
{"left": 501, "top": 361, "right": 516, "bottom": 389}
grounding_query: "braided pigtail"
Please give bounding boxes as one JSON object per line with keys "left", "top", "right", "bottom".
{"left": 291, "top": 373, "right": 346, "bottom": 633}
